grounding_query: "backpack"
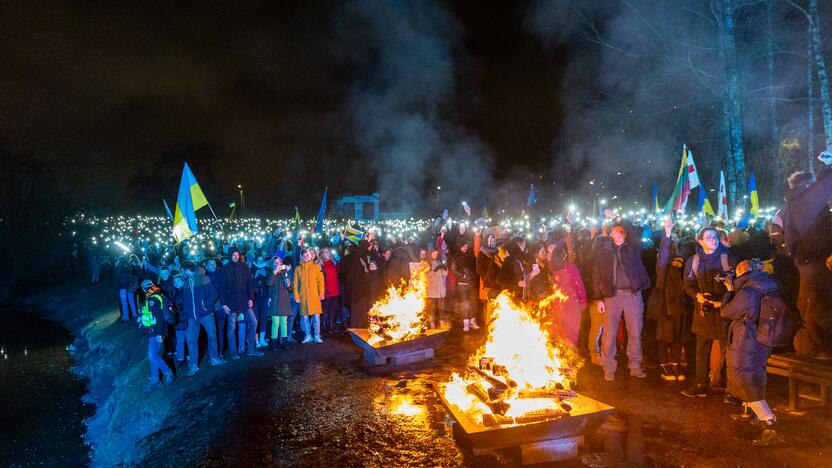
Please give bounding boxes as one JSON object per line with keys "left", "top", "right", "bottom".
{"left": 756, "top": 292, "right": 798, "bottom": 348}
{"left": 689, "top": 253, "right": 730, "bottom": 280}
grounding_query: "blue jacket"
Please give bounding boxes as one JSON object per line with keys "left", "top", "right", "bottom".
{"left": 182, "top": 270, "right": 219, "bottom": 320}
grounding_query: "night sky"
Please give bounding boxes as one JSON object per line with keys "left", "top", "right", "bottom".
{"left": 1, "top": 1, "right": 816, "bottom": 215}
{"left": 0, "top": 1, "right": 565, "bottom": 215}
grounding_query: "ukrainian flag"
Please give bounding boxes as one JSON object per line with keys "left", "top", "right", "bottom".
{"left": 748, "top": 172, "right": 760, "bottom": 218}
{"left": 172, "top": 162, "right": 209, "bottom": 243}
{"left": 345, "top": 227, "right": 364, "bottom": 245}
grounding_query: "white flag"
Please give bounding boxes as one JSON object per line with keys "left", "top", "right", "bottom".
{"left": 718, "top": 170, "right": 728, "bottom": 219}
{"left": 685, "top": 146, "right": 700, "bottom": 189}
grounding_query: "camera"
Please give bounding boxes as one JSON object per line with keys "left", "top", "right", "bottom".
{"left": 714, "top": 272, "right": 735, "bottom": 283}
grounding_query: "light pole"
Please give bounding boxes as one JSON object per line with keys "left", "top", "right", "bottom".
{"left": 436, "top": 186, "right": 441, "bottom": 203}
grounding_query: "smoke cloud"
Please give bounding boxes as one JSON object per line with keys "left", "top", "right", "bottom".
{"left": 335, "top": 0, "right": 494, "bottom": 215}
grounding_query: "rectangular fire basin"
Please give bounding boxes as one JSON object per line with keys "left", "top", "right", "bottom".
{"left": 347, "top": 328, "right": 450, "bottom": 366}
{"left": 433, "top": 382, "right": 614, "bottom": 455}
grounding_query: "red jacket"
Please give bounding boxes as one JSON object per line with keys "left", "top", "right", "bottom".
{"left": 323, "top": 260, "right": 340, "bottom": 297}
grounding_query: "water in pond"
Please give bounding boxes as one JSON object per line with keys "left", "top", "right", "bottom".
{"left": 0, "top": 309, "right": 93, "bottom": 467}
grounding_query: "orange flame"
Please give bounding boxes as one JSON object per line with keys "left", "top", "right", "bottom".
{"left": 443, "top": 290, "right": 581, "bottom": 422}
{"left": 367, "top": 264, "right": 430, "bottom": 347}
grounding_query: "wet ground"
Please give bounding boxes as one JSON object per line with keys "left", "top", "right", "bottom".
{"left": 133, "top": 325, "right": 832, "bottom": 467}
{"left": 0, "top": 309, "right": 93, "bottom": 467}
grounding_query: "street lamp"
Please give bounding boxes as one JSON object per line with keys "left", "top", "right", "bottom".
{"left": 436, "top": 186, "right": 441, "bottom": 203}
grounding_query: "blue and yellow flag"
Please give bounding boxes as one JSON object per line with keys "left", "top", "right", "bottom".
{"left": 698, "top": 185, "right": 715, "bottom": 217}
{"left": 651, "top": 181, "right": 659, "bottom": 214}
{"left": 345, "top": 227, "right": 364, "bottom": 245}
{"left": 748, "top": 172, "right": 760, "bottom": 218}
{"left": 172, "top": 162, "right": 209, "bottom": 243}
{"left": 314, "top": 187, "right": 328, "bottom": 233}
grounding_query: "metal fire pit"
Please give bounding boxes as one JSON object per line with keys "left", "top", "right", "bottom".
{"left": 347, "top": 328, "right": 450, "bottom": 366}
{"left": 433, "top": 382, "right": 614, "bottom": 464}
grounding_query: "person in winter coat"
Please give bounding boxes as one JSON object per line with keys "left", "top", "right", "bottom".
{"left": 293, "top": 248, "right": 326, "bottom": 343}
{"left": 497, "top": 239, "right": 529, "bottom": 300}
{"left": 171, "top": 275, "right": 189, "bottom": 369}
{"left": 476, "top": 235, "right": 499, "bottom": 326}
{"left": 646, "top": 219, "right": 694, "bottom": 382}
{"left": 138, "top": 279, "right": 175, "bottom": 392}
{"left": 181, "top": 262, "right": 224, "bottom": 374}
{"left": 251, "top": 255, "right": 271, "bottom": 349}
{"left": 682, "top": 227, "right": 737, "bottom": 398}
{"left": 719, "top": 259, "right": 781, "bottom": 447}
{"left": 320, "top": 249, "right": 341, "bottom": 333}
{"left": 267, "top": 256, "right": 294, "bottom": 350}
{"left": 592, "top": 215, "right": 652, "bottom": 381}
{"left": 388, "top": 239, "right": 416, "bottom": 288}
{"left": 349, "top": 238, "right": 373, "bottom": 328}
{"left": 780, "top": 151, "right": 832, "bottom": 357}
{"left": 426, "top": 249, "right": 448, "bottom": 329}
{"left": 115, "top": 256, "right": 137, "bottom": 322}
{"left": 219, "top": 249, "right": 261, "bottom": 359}
{"left": 527, "top": 247, "right": 552, "bottom": 302}
{"left": 204, "top": 258, "right": 228, "bottom": 355}
{"left": 450, "top": 241, "right": 479, "bottom": 332}
{"left": 547, "top": 246, "right": 587, "bottom": 350}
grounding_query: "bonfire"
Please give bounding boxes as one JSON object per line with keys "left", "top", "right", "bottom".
{"left": 366, "top": 264, "right": 431, "bottom": 347}
{"left": 442, "top": 291, "right": 581, "bottom": 427}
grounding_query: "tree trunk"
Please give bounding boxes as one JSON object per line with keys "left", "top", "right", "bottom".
{"left": 808, "top": 23, "right": 816, "bottom": 173}
{"left": 809, "top": 0, "right": 832, "bottom": 151}
{"left": 720, "top": 0, "right": 746, "bottom": 207}
{"left": 766, "top": 0, "right": 783, "bottom": 183}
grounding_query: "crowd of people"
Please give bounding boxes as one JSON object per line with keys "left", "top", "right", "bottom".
{"left": 76, "top": 152, "right": 832, "bottom": 448}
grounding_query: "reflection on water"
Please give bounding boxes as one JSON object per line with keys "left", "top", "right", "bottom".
{"left": 0, "top": 309, "right": 92, "bottom": 467}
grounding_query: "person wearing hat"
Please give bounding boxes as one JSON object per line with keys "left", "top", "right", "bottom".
{"left": 719, "top": 259, "right": 783, "bottom": 446}
{"left": 252, "top": 255, "right": 271, "bottom": 348}
{"left": 293, "top": 248, "right": 326, "bottom": 343}
{"left": 138, "top": 279, "right": 175, "bottom": 391}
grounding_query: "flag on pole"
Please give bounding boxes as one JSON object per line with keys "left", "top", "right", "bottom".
{"left": 717, "top": 170, "right": 728, "bottom": 219}
{"left": 651, "top": 181, "right": 659, "bottom": 213}
{"left": 526, "top": 184, "right": 538, "bottom": 207}
{"left": 662, "top": 145, "right": 692, "bottom": 213}
{"left": 461, "top": 201, "right": 471, "bottom": 217}
{"left": 162, "top": 199, "right": 174, "bottom": 221}
{"left": 314, "top": 187, "right": 328, "bottom": 233}
{"left": 698, "top": 185, "right": 715, "bottom": 217}
{"left": 172, "top": 162, "right": 209, "bottom": 243}
{"left": 748, "top": 172, "right": 760, "bottom": 218}
{"left": 686, "top": 147, "right": 701, "bottom": 189}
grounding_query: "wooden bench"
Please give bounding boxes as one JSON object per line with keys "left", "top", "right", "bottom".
{"left": 767, "top": 353, "right": 832, "bottom": 412}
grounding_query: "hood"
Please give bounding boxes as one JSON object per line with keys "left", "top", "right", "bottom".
{"left": 784, "top": 180, "right": 812, "bottom": 203}
{"left": 186, "top": 272, "right": 211, "bottom": 289}
{"left": 479, "top": 245, "right": 497, "bottom": 258}
{"left": 734, "top": 270, "right": 779, "bottom": 295}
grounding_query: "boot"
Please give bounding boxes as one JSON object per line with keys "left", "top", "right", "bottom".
{"left": 463, "top": 319, "right": 470, "bottom": 332}
{"left": 258, "top": 332, "right": 267, "bottom": 348}
{"left": 660, "top": 364, "right": 676, "bottom": 381}
{"left": 469, "top": 318, "right": 480, "bottom": 330}
{"left": 753, "top": 420, "right": 782, "bottom": 447}
{"left": 271, "top": 338, "right": 279, "bottom": 352}
{"left": 279, "top": 337, "right": 288, "bottom": 350}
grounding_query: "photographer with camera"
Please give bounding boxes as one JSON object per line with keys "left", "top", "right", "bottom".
{"left": 718, "top": 259, "right": 782, "bottom": 447}
{"left": 682, "top": 227, "right": 737, "bottom": 398}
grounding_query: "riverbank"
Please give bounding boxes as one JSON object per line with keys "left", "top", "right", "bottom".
{"left": 28, "top": 278, "right": 832, "bottom": 466}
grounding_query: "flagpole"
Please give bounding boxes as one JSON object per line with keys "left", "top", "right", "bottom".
{"left": 206, "top": 201, "right": 226, "bottom": 240}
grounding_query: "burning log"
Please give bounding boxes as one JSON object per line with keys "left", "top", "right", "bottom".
{"left": 481, "top": 408, "right": 569, "bottom": 427}
{"left": 516, "top": 388, "right": 577, "bottom": 400}
{"left": 467, "top": 365, "right": 517, "bottom": 391}
{"left": 466, "top": 383, "right": 511, "bottom": 415}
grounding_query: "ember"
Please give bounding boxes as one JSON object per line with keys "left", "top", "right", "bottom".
{"left": 442, "top": 292, "right": 581, "bottom": 427}
{"left": 367, "top": 265, "right": 432, "bottom": 347}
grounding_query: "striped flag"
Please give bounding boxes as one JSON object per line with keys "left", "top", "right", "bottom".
{"left": 748, "top": 172, "right": 760, "bottom": 218}
{"left": 345, "top": 227, "right": 364, "bottom": 244}
{"left": 686, "top": 147, "right": 700, "bottom": 189}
